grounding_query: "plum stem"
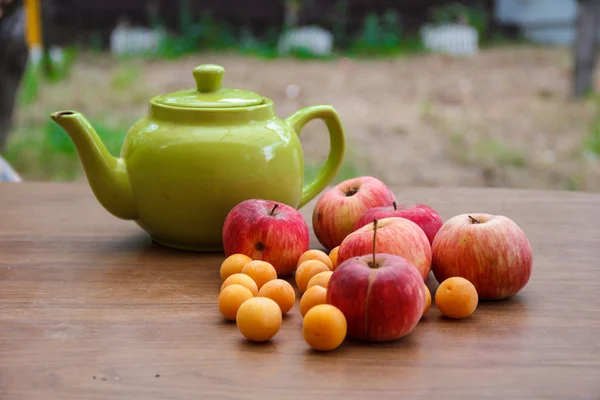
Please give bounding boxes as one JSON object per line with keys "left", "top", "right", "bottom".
{"left": 468, "top": 215, "right": 480, "bottom": 224}
{"left": 392, "top": 201, "right": 397, "bottom": 210}
{"left": 270, "top": 204, "right": 279, "bottom": 216}
{"left": 372, "top": 219, "right": 378, "bottom": 268}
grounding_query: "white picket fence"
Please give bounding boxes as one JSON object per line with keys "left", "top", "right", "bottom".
{"left": 420, "top": 23, "right": 479, "bottom": 57}
{"left": 109, "top": 23, "right": 165, "bottom": 56}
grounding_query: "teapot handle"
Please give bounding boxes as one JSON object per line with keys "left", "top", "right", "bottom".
{"left": 286, "top": 105, "right": 346, "bottom": 209}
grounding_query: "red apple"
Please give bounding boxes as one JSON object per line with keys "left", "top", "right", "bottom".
{"left": 431, "top": 213, "right": 533, "bottom": 300}
{"left": 222, "top": 199, "right": 310, "bottom": 277}
{"left": 326, "top": 220, "right": 426, "bottom": 342}
{"left": 354, "top": 202, "right": 443, "bottom": 245}
{"left": 312, "top": 176, "right": 396, "bottom": 251}
{"left": 337, "top": 217, "right": 432, "bottom": 281}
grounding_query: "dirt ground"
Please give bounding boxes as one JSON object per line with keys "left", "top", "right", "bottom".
{"left": 11, "top": 45, "right": 600, "bottom": 192}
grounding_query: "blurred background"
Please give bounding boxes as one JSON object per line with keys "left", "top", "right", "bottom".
{"left": 1, "top": 0, "right": 600, "bottom": 191}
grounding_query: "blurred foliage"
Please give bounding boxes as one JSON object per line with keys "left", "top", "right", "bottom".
{"left": 304, "top": 158, "right": 364, "bottom": 186}
{"left": 44, "top": 118, "right": 126, "bottom": 157}
{"left": 145, "top": 1, "right": 429, "bottom": 59}
{"left": 430, "top": 2, "right": 489, "bottom": 39}
{"left": 67, "top": 1, "right": 517, "bottom": 60}
{"left": 584, "top": 95, "right": 600, "bottom": 157}
{"left": 148, "top": 0, "right": 241, "bottom": 59}
{"left": 348, "top": 10, "right": 424, "bottom": 57}
{"left": 139, "top": 1, "right": 507, "bottom": 60}
{"left": 17, "top": 65, "right": 40, "bottom": 106}
{"left": 110, "top": 63, "right": 140, "bottom": 91}
{"left": 237, "top": 26, "right": 283, "bottom": 59}
{"left": 5, "top": 118, "right": 126, "bottom": 181}
{"left": 332, "top": 0, "right": 349, "bottom": 48}
{"left": 17, "top": 46, "right": 79, "bottom": 106}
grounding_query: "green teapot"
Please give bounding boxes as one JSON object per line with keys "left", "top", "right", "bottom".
{"left": 50, "top": 64, "right": 345, "bottom": 251}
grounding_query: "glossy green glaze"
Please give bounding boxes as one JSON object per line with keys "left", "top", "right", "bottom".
{"left": 49, "top": 64, "right": 346, "bottom": 251}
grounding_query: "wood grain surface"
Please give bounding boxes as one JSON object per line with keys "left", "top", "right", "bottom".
{"left": 1, "top": 182, "right": 599, "bottom": 400}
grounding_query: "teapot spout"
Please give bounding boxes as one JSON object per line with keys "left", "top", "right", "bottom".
{"left": 50, "top": 111, "right": 138, "bottom": 220}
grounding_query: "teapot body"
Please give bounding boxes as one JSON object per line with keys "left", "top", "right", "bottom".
{"left": 122, "top": 102, "right": 304, "bottom": 251}
{"left": 49, "top": 64, "right": 346, "bottom": 252}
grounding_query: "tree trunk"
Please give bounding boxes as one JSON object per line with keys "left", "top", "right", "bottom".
{"left": 0, "top": 3, "right": 29, "bottom": 152}
{"left": 573, "top": 0, "right": 600, "bottom": 98}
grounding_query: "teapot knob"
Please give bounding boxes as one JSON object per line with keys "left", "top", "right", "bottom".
{"left": 193, "top": 64, "right": 224, "bottom": 93}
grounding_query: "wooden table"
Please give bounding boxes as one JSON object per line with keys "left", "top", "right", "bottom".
{"left": 1, "top": 182, "right": 599, "bottom": 399}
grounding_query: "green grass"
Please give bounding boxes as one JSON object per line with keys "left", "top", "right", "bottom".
{"left": 474, "top": 138, "right": 527, "bottom": 167}
{"left": 111, "top": 64, "right": 141, "bottom": 91}
{"left": 446, "top": 130, "right": 527, "bottom": 168}
{"left": 584, "top": 126, "right": 600, "bottom": 156}
{"left": 304, "top": 158, "right": 365, "bottom": 186}
{"left": 17, "top": 64, "right": 41, "bottom": 106}
{"left": 4, "top": 118, "right": 127, "bottom": 181}
{"left": 17, "top": 46, "right": 80, "bottom": 107}
{"left": 304, "top": 143, "right": 367, "bottom": 185}
{"left": 583, "top": 96, "right": 600, "bottom": 157}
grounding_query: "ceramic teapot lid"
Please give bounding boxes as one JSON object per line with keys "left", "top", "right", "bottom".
{"left": 152, "top": 64, "right": 264, "bottom": 109}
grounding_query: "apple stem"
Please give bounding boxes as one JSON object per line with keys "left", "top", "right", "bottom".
{"left": 468, "top": 215, "right": 480, "bottom": 224}
{"left": 372, "top": 219, "right": 378, "bottom": 268}
{"left": 270, "top": 204, "right": 279, "bottom": 216}
{"left": 392, "top": 201, "right": 397, "bottom": 210}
